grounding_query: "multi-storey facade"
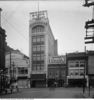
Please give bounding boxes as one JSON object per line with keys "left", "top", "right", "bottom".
{"left": 29, "top": 10, "right": 57, "bottom": 87}
{"left": 66, "top": 52, "right": 88, "bottom": 87}
{"left": 6, "top": 50, "right": 30, "bottom": 88}
{"left": 48, "top": 56, "right": 66, "bottom": 87}
{"left": 0, "top": 27, "right": 6, "bottom": 92}
{"left": 0, "top": 27, "right": 6, "bottom": 70}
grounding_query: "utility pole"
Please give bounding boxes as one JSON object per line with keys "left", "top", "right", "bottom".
{"left": 10, "top": 51, "right": 12, "bottom": 81}
{"left": 12, "top": 62, "right": 15, "bottom": 80}
{"left": 83, "top": 46, "right": 86, "bottom": 94}
{"left": 0, "top": 8, "right": 2, "bottom": 27}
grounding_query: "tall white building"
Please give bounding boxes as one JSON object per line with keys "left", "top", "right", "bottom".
{"left": 29, "top": 10, "right": 57, "bottom": 87}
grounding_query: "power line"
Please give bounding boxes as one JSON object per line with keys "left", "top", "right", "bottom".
{"left": 2, "top": 15, "right": 28, "bottom": 42}
{"left": 2, "top": 16, "right": 29, "bottom": 55}
{"left": 2, "top": 3, "right": 21, "bottom": 26}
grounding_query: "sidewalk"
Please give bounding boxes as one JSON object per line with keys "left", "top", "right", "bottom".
{"left": 0, "top": 87, "right": 94, "bottom": 98}
{"left": 74, "top": 88, "right": 94, "bottom": 98}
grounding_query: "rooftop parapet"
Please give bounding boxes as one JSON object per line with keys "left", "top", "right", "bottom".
{"left": 83, "top": 0, "right": 94, "bottom": 7}
{"left": 30, "top": 10, "right": 48, "bottom": 20}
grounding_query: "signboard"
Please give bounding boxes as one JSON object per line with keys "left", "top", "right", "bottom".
{"left": 31, "top": 74, "right": 46, "bottom": 80}
{"left": 49, "top": 56, "right": 66, "bottom": 64}
{"left": 67, "top": 75, "right": 88, "bottom": 79}
{"left": 88, "top": 56, "right": 94, "bottom": 75}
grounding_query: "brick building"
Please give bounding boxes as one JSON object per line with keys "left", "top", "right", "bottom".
{"left": 48, "top": 56, "right": 66, "bottom": 87}
{"left": 66, "top": 52, "right": 88, "bottom": 87}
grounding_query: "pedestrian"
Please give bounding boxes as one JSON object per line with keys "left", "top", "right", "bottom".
{"left": 54, "top": 82, "right": 57, "bottom": 87}
{"left": 15, "top": 81, "right": 19, "bottom": 92}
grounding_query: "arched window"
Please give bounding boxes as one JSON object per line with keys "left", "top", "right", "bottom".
{"left": 32, "top": 25, "right": 45, "bottom": 33}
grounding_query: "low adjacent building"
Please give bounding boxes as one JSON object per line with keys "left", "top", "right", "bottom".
{"left": 66, "top": 52, "right": 88, "bottom": 87}
{"left": 5, "top": 49, "right": 30, "bottom": 88}
{"left": 48, "top": 55, "right": 66, "bottom": 87}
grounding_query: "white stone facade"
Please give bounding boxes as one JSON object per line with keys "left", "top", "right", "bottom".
{"left": 29, "top": 10, "right": 57, "bottom": 78}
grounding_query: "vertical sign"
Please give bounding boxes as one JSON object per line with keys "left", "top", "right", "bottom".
{"left": 88, "top": 56, "right": 94, "bottom": 75}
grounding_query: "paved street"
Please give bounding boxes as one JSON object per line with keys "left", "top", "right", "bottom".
{"left": 0, "top": 87, "right": 94, "bottom": 98}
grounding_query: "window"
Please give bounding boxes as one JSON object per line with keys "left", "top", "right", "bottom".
{"left": 32, "top": 54, "right": 36, "bottom": 56}
{"left": 40, "top": 64, "right": 44, "bottom": 70}
{"left": 41, "top": 45, "right": 44, "bottom": 51}
{"left": 5, "top": 68, "right": 8, "bottom": 74}
{"left": 37, "top": 45, "right": 41, "bottom": 51}
{"left": 32, "top": 56, "right": 36, "bottom": 61}
{"left": 40, "top": 36, "right": 44, "bottom": 42}
{"left": 49, "top": 72, "right": 52, "bottom": 75}
{"left": 70, "top": 72, "right": 73, "bottom": 76}
{"left": 32, "top": 35, "right": 44, "bottom": 45}
{"left": 80, "top": 69, "right": 84, "bottom": 76}
{"left": 75, "top": 72, "right": 79, "bottom": 75}
{"left": 75, "top": 63, "right": 79, "bottom": 67}
{"left": 41, "top": 56, "right": 44, "bottom": 60}
{"left": 18, "top": 67, "right": 28, "bottom": 74}
{"left": 80, "top": 60, "right": 85, "bottom": 63}
{"left": 33, "top": 66, "right": 37, "bottom": 71}
{"left": 69, "top": 70, "right": 74, "bottom": 76}
{"left": 80, "top": 63, "right": 85, "bottom": 67}
{"left": 37, "top": 37, "right": 40, "bottom": 42}
{"left": 32, "top": 25, "right": 45, "bottom": 33}
{"left": 37, "top": 65, "right": 39, "bottom": 70}
{"left": 32, "top": 37, "right": 36, "bottom": 42}
{"left": 80, "top": 72, "right": 84, "bottom": 76}
{"left": 32, "top": 64, "right": 44, "bottom": 71}
{"left": 32, "top": 46, "right": 36, "bottom": 51}
{"left": 62, "top": 71, "right": 65, "bottom": 76}
{"left": 55, "top": 71, "right": 59, "bottom": 77}
{"left": 32, "top": 45, "right": 44, "bottom": 52}
{"left": 32, "top": 64, "right": 36, "bottom": 71}
{"left": 37, "top": 56, "right": 41, "bottom": 61}
{"left": 70, "top": 65, "right": 74, "bottom": 67}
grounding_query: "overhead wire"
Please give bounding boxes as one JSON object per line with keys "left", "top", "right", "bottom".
{"left": 2, "top": 3, "right": 21, "bottom": 25}
{"left": 2, "top": 15, "right": 29, "bottom": 55}
{"left": 2, "top": 15, "right": 28, "bottom": 42}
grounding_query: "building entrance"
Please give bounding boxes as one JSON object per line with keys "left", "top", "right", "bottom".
{"left": 68, "top": 79, "right": 86, "bottom": 87}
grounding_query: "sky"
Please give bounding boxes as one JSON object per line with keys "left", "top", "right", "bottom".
{"left": 0, "top": 0, "right": 94, "bottom": 56}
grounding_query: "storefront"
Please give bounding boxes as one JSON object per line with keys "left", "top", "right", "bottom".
{"left": 30, "top": 74, "right": 46, "bottom": 87}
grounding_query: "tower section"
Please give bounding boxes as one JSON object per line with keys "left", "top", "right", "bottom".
{"left": 29, "top": 10, "right": 57, "bottom": 87}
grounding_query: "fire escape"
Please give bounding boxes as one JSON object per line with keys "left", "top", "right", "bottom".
{"left": 83, "top": 0, "right": 94, "bottom": 96}
{"left": 84, "top": 0, "right": 94, "bottom": 44}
